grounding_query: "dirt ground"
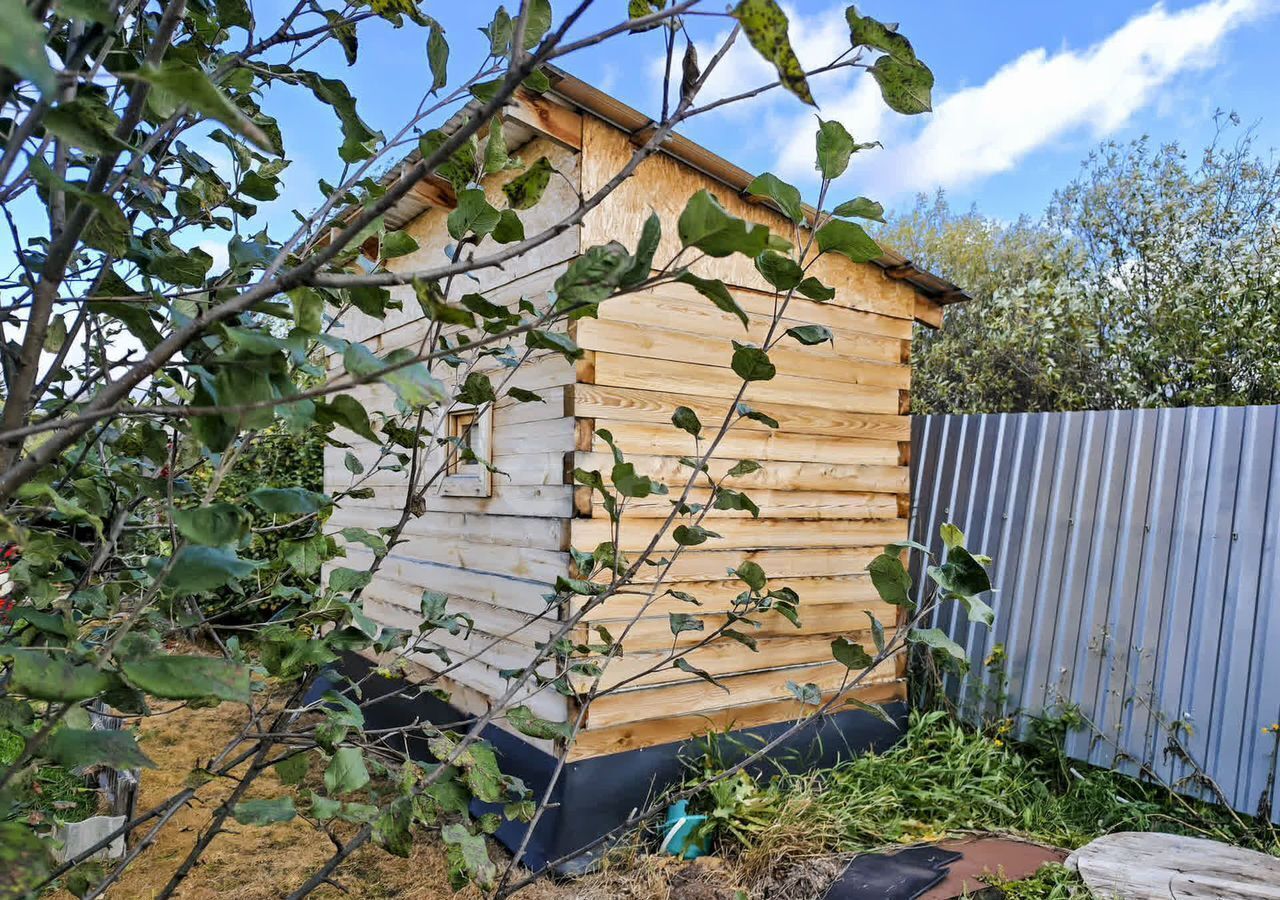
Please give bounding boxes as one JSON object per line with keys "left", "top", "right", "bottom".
{"left": 73, "top": 697, "right": 742, "bottom": 900}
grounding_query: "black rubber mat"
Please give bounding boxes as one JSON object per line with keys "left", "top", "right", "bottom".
{"left": 823, "top": 845, "right": 964, "bottom": 899}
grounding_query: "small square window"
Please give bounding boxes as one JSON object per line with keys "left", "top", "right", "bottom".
{"left": 440, "top": 406, "right": 492, "bottom": 497}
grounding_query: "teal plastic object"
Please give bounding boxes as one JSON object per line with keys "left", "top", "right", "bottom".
{"left": 660, "top": 800, "right": 711, "bottom": 859}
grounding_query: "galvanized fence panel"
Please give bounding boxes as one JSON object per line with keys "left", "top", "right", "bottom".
{"left": 910, "top": 405, "right": 1280, "bottom": 822}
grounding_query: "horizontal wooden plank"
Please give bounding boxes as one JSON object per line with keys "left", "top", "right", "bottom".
{"left": 567, "top": 679, "right": 905, "bottom": 759}
{"left": 589, "top": 487, "right": 899, "bottom": 520}
{"left": 573, "top": 384, "right": 909, "bottom": 441}
{"left": 579, "top": 627, "right": 900, "bottom": 691}
{"left": 583, "top": 598, "right": 899, "bottom": 651}
{"left": 343, "top": 548, "right": 563, "bottom": 616}
{"left": 572, "top": 516, "right": 908, "bottom": 552}
{"left": 360, "top": 577, "right": 561, "bottom": 648}
{"left": 575, "top": 319, "right": 910, "bottom": 390}
{"left": 365, "top": 595, "right": 557, "bottom": 678}
{"left": 597, "top": 288, "right": 910, "bottom": 354}
{"left": 587, "top": 547, "right": 884, "bottom": 583}
{"left": 586, "top": 421, "right": 901, "bottom": 466}
{"left": 592, "top": 353, "right": 900, "bottom": 416}
{"left": 341, "top": 482, "right": 572, "bottom": 519}
{"left": 328, "top": 506, "right": 568, "bottom": 551}
{"left": 583, "top": 657, "right": 899, "bottom": 729}
{"left": 574, "top": 575, "right": 887, "bottom": 622}
{"left": 575, "top": 452, "right": 906, "bottom": 494}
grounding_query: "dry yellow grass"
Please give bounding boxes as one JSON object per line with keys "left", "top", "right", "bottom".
{"left": 66, "top": 695, "right": 739, "bottom": 899}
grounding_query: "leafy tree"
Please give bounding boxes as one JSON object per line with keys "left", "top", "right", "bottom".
{"left": 885, "top": 193, "right": 1107, "bottom": 414}
{"left": 897, "top": 117, "right": 1280, "bottom": 414}
{"left": 0, "top": 1, "right": 990, "bottom": 896}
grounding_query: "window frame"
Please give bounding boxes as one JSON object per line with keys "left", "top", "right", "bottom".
{"left": 439, "top": 404, "right": 492, "bottom": 498}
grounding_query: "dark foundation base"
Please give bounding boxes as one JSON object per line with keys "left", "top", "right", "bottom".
{"left": 321, "top": 653, "right": 907, "bottom": 874}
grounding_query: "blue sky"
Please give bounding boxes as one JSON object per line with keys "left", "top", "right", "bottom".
{"left": 256, "top": 0, "right": 1279, "bottom": 228}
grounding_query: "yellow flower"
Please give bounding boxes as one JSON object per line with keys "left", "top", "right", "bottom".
{"left": 993, "top": 738, "right": 1003, "bottom": 747}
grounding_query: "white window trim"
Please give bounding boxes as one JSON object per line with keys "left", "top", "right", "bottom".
{"left": 440, "top": 404, "right": 492, "bottom": 498}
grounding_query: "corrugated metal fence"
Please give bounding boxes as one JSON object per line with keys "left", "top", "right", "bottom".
{"left": 911, "top": 405, "right": 1280, "bottom": 822}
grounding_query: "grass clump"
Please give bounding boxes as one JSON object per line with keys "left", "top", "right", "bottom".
{"left": 684, "top": 709, "right": 1278, "bottom": 873}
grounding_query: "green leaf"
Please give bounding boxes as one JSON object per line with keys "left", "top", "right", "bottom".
{"left": 612, "top": 462, "right": 665, "bottom": 498}
{"left": 381, "top": 230, "right": 419, "bottom": 258}
{"left": 672, "top": 406, "right": 702, "bottom": 437}
{"left": 673, "top": 524, "right": 719, "bottom": 546}
{"left": 869, "top": 55, "right": 934, "bottom": 115}
{"left": 427, "top": 23, "right": 449, "bottom": 91}
{"left": 786, "top": 680, "right": 822, "bottom": 705}
{"left": 6, "top": 649, "right": 115, "bottom": 702}
{"left": 621, "top": 212, "right": 662, "bottom": 287}
{"left": 281, "top": 533, "right": 329, "bottom": 577}
{"left": 909, "top": 627, "right": 967, "bottom": 662}
{"left": 58, "top": 0, "right": 115, "bottom": 25}
{"left": 274, "top": 752, "right": 310, "bottom": 786}
{"left": 43, "top": 315, "right": 67, "bottom": 353}
{"left": 737, "top": 402, "right": 779, "bottom": 429}
{"left": 503, "top": 156, "right": 554, "bottom": 210}
{"left": 678, "top": 190, "right": 774, "bottom": 258}
{"left": 233, "top": 797, "right": 296, "bottom": 825}
{"left": 754, "top": 251, "right": 803, "bottom": 291}
{"left": 746, "top": 172, "right": 804, "bottom": 223}
{"left": 284, "top": 66, "right": 380, "bottom": 163}
{"left": 846, "top": 6, "right": 918, "bottom": 62}
{"left": 323, "top": 9, "right": 357, "bottom": 64}
{"left": 713, "top": 488, "right": 760, "bottom": 517}
{"left": 731, "top": 342, "right": 776, "bottom": 382}
{"left": 43, "top": 97, "right": 125, "bottom": 154}
{"left": 159, "top": 546, "right": 261, "bottom": 595}
{"left": 815, "top": 118, "right": 856, "bottom": 180}
{"left": 442, "top": 823, "right": 496, "bottom": 891}
{"left": 940, "top": 522, "right": 964, "bottom": 550}
{"left": 785, "top": 324, "right": 832, "bottom": 345}
{"left": 733, "top": 560, "right": 767, "bottom": 592}
{"left": 831, "top": 636, "right": 873, "bottom": 670}
{"left": 731, "top": 0, "right": 814, "bottom": 105}
{"left": 674, "top": 657, "right": 728, "bottom": 692}
{"left": 324, "top": 746, "right": 370, "bottom": 795}
{"left": 492, "top": 208, "right": 524, "bottom": 243}
{"left": 669, "top": 612, "right": 704, "bottom": 635}
{"left": 676, "top": 272, "right": 748, "bottom": 328}
{"left": 418, "top": 129, "right": 477, "bottom": 190}
{"left": 289, "top": 287, "right": 324, "bottom": 333}
{"left": 520, "top": 0, "right": 553, "bottom": 49}
{"left": 340, "top": 527, "right": 387, "bottom": 554}
{"left": 0, "top": 0, "right": 56, "bottom": 96}
{"left": 796, "top": 277, "right": 835, "bottom": 302}
{"left": 238, "top": 170, "right": 279, "bottom": 201}
{"left": 448, "top": 188, "right": 501, "bottom": 240}
{"left": 457, "top": 372, "right": 496, "bottom": 406}
{"left": 46, "top": 728, "right": 155, "bottom": 771}
{"left": 816, "top": 218, "right": 882, "bottom": 263}
{"left": 726, "top": 459, "right": 762, "bottom": 477}
{"left": 247, "top": 487, "right": 329, "bottom": 515}
{"left": 928, "top": 545, "right": 993, "bottom": 599}
{"left": 867, "top": 552, "right": 913, "bottom": 608}
{"left": 329, "top": 567, "right": 372, "bottom": 594}
{"left": 173, "top": 503, "right": 251, "bottom": 547}
{"left": 506, "top": 706, "right": 574, "bottom": 740}
{"left": 138, "top": 62, "right": 275, "bottom": 153}
{"left": 831, "top": 197, "right": 885, "bottom": 222}
{"left": 867, "top": 612, "right": 886, "bottom": 653}
{"left": 120, "top": 655, "right": 251, "bottom": 702}
{"left": 317, "top": 394, "right": 379, "bottom": 443}
{"left": 483, "top": 115, "right": 509, "bottom": 175}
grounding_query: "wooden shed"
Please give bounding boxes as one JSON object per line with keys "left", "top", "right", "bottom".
{"left": 325, "top": 69, "right": 965, "bottom": 860}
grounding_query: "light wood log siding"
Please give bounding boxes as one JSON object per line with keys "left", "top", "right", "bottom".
{"left": 331, "top": 98, "right": 928, "bottom": 758}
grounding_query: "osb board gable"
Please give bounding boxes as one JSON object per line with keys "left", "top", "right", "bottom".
{"left": 335, "top": 136, "right": 584, "bottom": 346}
{"left": 578, "top": 116, "right": 917, "bottom": 321}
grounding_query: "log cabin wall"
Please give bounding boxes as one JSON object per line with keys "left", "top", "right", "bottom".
{"left": 325, "top": 82, "right": 955, "bottom": 762}
{"left": 566, "top": 115, "right": 915, "bottom": 759}
{"left": 325, "top": 126, "right": 586, "bottom": 742}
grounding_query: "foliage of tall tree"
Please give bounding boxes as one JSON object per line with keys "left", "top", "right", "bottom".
{"left": 897, "top": 119, "right": 1280, "bottom": 414}
{"left": 0, "top": 1, "right": 992, "bottom": 896}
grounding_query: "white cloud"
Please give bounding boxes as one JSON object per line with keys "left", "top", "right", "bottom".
{"left": 750, "top": 0, "right": 1272, "bottom": 197}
